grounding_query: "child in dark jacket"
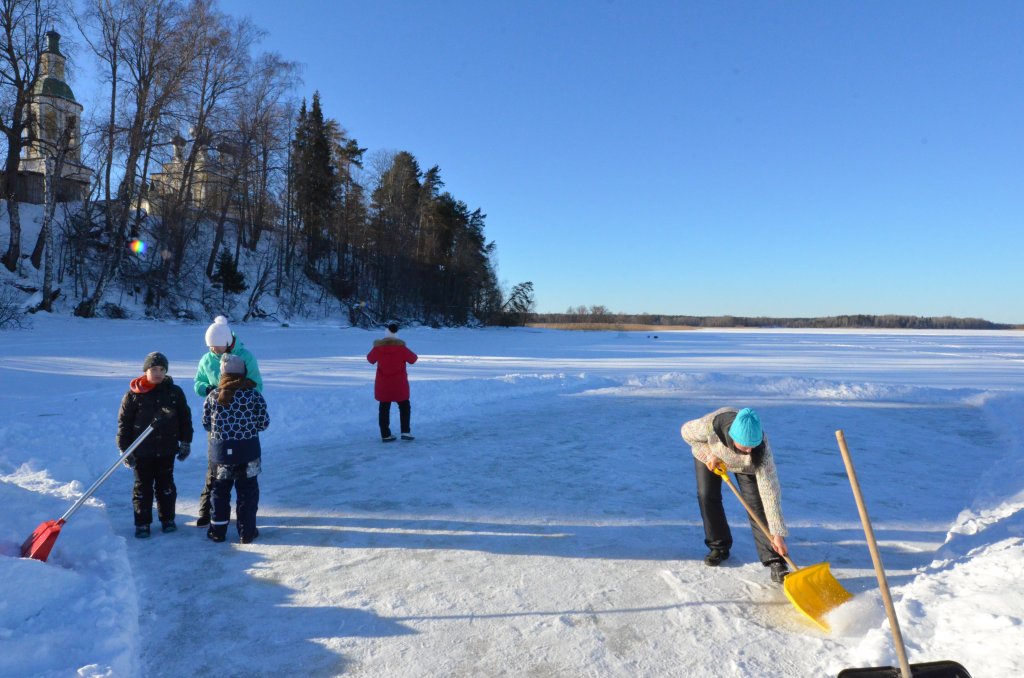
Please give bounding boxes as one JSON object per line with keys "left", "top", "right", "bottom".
{"left": 117, "top": 352, "right": 194, "bottom": 539}
{"left": 202, "top": 353, "right": 269, "bottom": 544}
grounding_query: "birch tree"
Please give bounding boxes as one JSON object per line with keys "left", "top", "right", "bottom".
{"left": 0, "top": 0, "right": 58, "bottom": 272}
{"left": 74, "top": 0, "right": 196, "bottom": 317}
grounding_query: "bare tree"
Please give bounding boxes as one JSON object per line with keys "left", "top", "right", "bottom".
{"left": 74, "top": 0, "right": 196, "bottom": 317}
{"left": 0, "top": 282, "right": 30, "bottom": 327}
{"left": 205, "top": 52, "right": 296, "bottom": 277}
{"left": 28, "top": 124, "right": 72, "bottom": 312}
{"left": 34, "top": 135, "right": 66, "bottom": 310}
{"left": 241, "top": 251, "right": 272, "bottom": 320}
{"left": 73, "top": 0, "right": 130, "bottom": 210}
{"left": 154, "top": 2, "right": 257, "bottom": 283}
{"left": 0, "top": 0, "right": 59, "bottom": 272}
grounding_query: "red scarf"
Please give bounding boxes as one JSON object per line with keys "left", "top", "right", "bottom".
{"left": 130, "top": 375, "right": 158, "bottom": 394}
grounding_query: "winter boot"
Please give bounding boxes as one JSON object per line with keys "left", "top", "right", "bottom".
{"left": 240, "top": 528, "right": 260, "bottom": 545}
{"left": 206, "top": 528, "right": 226, "bottom": 543}
{"left": 382, "top": 434, "right": 397, "bottom": 442}
{"left": 161, "top": 521, "right": 177, "bottom": 533}
{"left": 400, "top": 433, "right": 415, "bottom": 441}
{"left": 135, "top": 525, "right": 151, "bottom": 539}
{"left": 195, "top": 515, "right": 210, "bottom": 528}
{"left": 703, "top": 549, "right": 729, "bottom": 566}
{"left": 770, "top": 561, "right": 789, "bottom": 584}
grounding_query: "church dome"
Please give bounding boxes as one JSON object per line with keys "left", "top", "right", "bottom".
{"left": 33, "top": 77, "right": 76, "bottom": 102}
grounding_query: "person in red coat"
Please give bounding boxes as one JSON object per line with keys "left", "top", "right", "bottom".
{"left": 367, "top": 323, "right": 418, "bottom": 442}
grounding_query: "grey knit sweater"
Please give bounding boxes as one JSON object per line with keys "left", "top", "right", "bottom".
{"left": 680, "top": 407, "right": 788, "bottom": 537}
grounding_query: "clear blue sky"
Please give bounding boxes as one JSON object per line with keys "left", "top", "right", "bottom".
{"left": 180, "top": 3, "right": 1024, "bottom": 321}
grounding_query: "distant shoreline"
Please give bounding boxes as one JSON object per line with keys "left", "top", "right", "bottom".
{"left": 528, "top": 314, "right": 1021, "bottom": 331}
{"left": 528, "top": 323, "right": 698, "bottom": 331}
{"left": 528, "top": 323, "right": 1023, "bottom": 332}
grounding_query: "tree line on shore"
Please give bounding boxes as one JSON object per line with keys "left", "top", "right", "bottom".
{"left": 537, "top": 307, "right": 1017, "bottom": 330}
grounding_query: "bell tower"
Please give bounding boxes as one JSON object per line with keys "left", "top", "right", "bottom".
{"left": 20, "top": 30, "right": 92, "bottom": 201}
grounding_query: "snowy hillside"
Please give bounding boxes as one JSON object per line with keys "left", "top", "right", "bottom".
{"left": 1, "top": 320, "right": 1022, "bottom": 677}
{"left": 0, "top": 201, "right": 312, "bottom": 322}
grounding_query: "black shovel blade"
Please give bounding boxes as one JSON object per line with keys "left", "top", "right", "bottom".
{"left": 838, "top": 660, "right": 972, "bottom": 678}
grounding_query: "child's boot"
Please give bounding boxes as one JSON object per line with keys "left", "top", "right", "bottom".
{"left": 206, "top": 525, "right": 228, "bottom": 543}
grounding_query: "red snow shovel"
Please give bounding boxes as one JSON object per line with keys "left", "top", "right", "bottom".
{"left": 21, "top": 425, "right": 154, "bottom": 562}
{"left": 835, "top": 431, "right": 972, "bottom": 678}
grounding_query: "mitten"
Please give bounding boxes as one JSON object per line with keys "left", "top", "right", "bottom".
{"left": 177, "top": 441, "right": 191, "bottom": 461}
{"left": 123, "top": 453, "right": 136, "bottom": 469}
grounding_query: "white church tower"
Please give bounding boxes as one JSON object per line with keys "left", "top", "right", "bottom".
{"left": 19, "top": 30, "right": 92, "bottom": 201}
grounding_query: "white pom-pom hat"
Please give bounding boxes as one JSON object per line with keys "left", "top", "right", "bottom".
{"left": 205, "top": 315, "right": 233, "bottom": 348}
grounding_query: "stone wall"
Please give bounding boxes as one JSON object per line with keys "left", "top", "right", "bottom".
{"left": 0, "top": 171, "right": 88, "bottom": 204}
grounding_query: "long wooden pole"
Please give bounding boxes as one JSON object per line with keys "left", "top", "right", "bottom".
{"left": 835, "top": 430, "right": 912, "bottom": 678}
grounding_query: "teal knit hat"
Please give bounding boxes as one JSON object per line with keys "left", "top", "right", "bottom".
{"left": 728, "top": 408, "right": 763, "bottom": 447}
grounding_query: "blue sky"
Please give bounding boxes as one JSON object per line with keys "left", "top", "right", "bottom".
{"left": 130, "top": 3, "right": 1024, "bottom": 321}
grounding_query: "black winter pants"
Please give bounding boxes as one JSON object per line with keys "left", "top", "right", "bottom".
{"left": 197, "top": 463, "right": 215, "bottom": 520}
{"left": 133, "top": 455, "right": 176, "bottom": 526}
{"left": 693, "top": 457, "right": 782, "bottom": 566}
{"left": 209, "top": 462, "right": 259, "bottom": 541}
{"left": 378, "top": 400, "right": 411, "bottom": 438}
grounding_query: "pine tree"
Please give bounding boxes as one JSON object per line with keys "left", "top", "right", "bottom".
{"left": 291, "top": 92, "right": 338, "bottom": 272}
{"left": 500, "top": 282, "right": 535, "bottom": 326}
{"left": 368, "top": 151, "right": 422, "bottom": 319}
{"left": 211, "top": 250, "right": 247, "bottom": 308}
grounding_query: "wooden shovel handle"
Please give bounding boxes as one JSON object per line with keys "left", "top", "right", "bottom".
{"left": 714, "top": 465, "right": 799, "bottom": 572}
{"left": 836, "top": 430, "right": 912, "bottom": 678}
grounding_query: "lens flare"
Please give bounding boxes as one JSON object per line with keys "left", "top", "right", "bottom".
{"left": 128, "top": 239, "right": 147, "bottom": 255}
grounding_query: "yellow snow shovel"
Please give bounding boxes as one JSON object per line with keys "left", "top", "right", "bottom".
{"left": 713, "top": 464, "right": 853, "bottom": 631}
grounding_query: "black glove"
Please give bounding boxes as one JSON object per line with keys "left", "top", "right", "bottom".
{"left": 204, "top": 385, "right": 213, "bottom": 396}
{"left": 123, "top": 453, "right": 136, "bottom": 469}
{"left": 177, "top": 441, "right": 191, "bottom": 461}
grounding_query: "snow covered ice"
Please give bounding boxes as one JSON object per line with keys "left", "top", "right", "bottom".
{"left": 1, "top": 320, "right": 1022, "bottom": 677}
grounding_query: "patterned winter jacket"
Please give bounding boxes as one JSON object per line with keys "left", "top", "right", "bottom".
{"left": 117, "top": 375, "right": 193, "bottom": 459}
{"left": 194, "top": 337, "right": 263, "bottom": 397}
{"left": 681, "top": 407, "right": 788, "bottom": 537}
{"left": 202, "top": 380, "right": 269, "bottom": 465}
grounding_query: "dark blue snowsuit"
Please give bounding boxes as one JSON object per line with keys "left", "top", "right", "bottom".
{"left": 202, "top": 375, "right": 269, "bottom": 542}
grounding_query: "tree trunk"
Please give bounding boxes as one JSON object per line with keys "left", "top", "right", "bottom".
{"left": 76, "top": 109, "right": 150, "bottom": 318}
{"left": 39, "top": 157, "right": 57, "bottom": 311}
{"left": 205, "top": 162, "right": 243, "bottom": 278}
{"left": 2, "top": 198, "right": 22, "bottom": 272}
{"left": 0, "top": 12, "right": 34, "bottom": 273}
{"left": 2, "top": 125, "right": 26, "bottom": 271}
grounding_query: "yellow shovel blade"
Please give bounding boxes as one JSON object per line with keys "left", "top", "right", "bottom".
{"left": 783, "top": 562, "right": 853, "bottom": 631}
